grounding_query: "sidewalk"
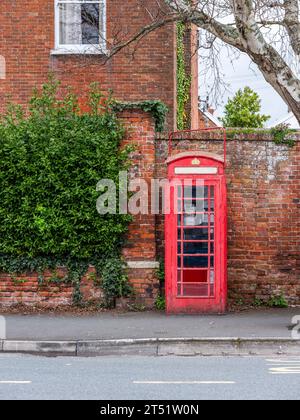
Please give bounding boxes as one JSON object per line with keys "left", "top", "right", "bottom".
{"left": 1, "top": 308, "right": 299, "bottom": 356}
{"left": 2, "top": 308, "right": 299, "bottom": 340}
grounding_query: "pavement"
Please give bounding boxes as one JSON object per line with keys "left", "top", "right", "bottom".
{"left": 0, "top": 308, "right": 299, "bottom": 357}
{"left": 0, "top": 355, "right": 300, "bottom": 400}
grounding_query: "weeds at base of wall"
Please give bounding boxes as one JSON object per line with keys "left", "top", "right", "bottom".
{"left": 155, "top": 294, "right": 166, "bottom": 311}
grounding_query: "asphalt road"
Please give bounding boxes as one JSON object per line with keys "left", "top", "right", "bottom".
{"left": 0, "top": 355, "right": 299, "bottom": 400}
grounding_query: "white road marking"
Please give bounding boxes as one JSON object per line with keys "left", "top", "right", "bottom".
{"left": 269, "top": 368, "right": 300, "bottom": 375}
{"left": 266, "top": 358, "right": 300, "bottom": 375}
{"left": 133, "top": 381, "right": 235, "bottom": 385}
{"left": 266, "top": 359, "right": 300, "bottom": 364}
{"left": 0, "top": 381, "right": 32, "bottom": 384}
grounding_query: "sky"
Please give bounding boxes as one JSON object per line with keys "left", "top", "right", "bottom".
{"left": 200, "top": 49, "right": 290, "bottom": 126}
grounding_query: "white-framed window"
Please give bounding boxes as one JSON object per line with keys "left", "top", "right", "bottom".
{"left": 54, "top": 0, "right": 106, "bottom": 54}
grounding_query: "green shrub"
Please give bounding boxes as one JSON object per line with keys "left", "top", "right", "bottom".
{"left": 0, "top": 80, "right": 132, "bottom": 305}
{"left": 155, "top": 294, "right": 166, "bottom": 311}
{"left": 267, "top": 295, "right": 289, "bottom": 308}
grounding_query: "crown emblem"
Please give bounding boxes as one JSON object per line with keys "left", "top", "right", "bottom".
{"left": 191, "top": 158, "right": 200, "bottom": 165}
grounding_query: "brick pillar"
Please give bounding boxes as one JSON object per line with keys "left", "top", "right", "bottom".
{"left": 118, "top": 110, "right": 160, "bottom": 307}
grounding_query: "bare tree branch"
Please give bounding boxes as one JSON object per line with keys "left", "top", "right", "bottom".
{"left": 89, "top": 0, "right": 300, "bottom": 123}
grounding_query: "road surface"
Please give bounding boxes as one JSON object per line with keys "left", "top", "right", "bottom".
{"left": 0, "top": 355, "right": 299, "bottom": 400}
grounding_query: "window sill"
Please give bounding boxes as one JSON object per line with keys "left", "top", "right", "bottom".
{"left": 51, "top": 47, "right": 107, "bottom": 56}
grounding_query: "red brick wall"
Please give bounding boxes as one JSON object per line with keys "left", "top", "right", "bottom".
{"left": 1, "top": 110, "right": 299, "bottom": 309}
{"left": 0, "top": 267, "right": 101, "bottom": 308}
{"left": 120, "top": 110, "right": 160, "bottom": 306}
{"left": 156, "top": 131, "right": 300, "bottom": 304}
{"left": 0, "top": 0, "right": 198, "bottom": 130}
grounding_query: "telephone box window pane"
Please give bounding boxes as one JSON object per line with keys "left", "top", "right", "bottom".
{"left": 184, "top": 256, "right": 208, "bottom": 268}
{"left": 182, "top": 283, "right": 209, "bottom": 297}
{"left": 177, "top": 257, "right": 182, "bottom": 268}
{"left": 177, "top": 242, "right": 182, "bottom": 254}
{"left": 183, "top": 186, "right": 208, "bottom": 199}
{"left": 204, "top": 199, "right": 215, "bottom": 211}
{"left": 182, "top": 228, "right": 214, "bottom": 241}
{"left": 183, "top": 214, "right": 208, "bottom": 227}
{"left": 184, "top": 200, "right": 205, "bottom": 213}
{"left": 183, "top": 269, "right": 207, "bottom": 283}
{"left": 210, "top": 256, "right": 215, "bottom": 267}
{"left": 210, "top": 271, "right": 215, "bottom": 296}
{"left": 183, "top": 242, "right": 209, "bottom": 255}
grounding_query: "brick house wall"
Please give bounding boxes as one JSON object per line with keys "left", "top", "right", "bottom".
{"left": 0, "top": 0, "right": 198, "bottom": 130}
{"left": 198, "top": 109, "right": 220, "bottom": 129}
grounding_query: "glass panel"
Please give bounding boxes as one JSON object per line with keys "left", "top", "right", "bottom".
{"left": 81, "top": 3, "right": 100, "bottom": 44}
{"left": 177, "top": 242, "right": 182, "bottom": 254}
{"left": 183, "top": 214, "right": 206, "bottom": 227}
{"left": 177, "top": 200, "right": 182, "bottom": 213}
{"left": 59, "top": 2, "right": 100, "bottom": 45}
{"left": 183, "top": 269, "right": 208, "bottom": 283}
{"left": 182, "top": 283, "right": 209, "bottom": 297}
{"left": 183, "top": 242, "right": 209, "bottom": 255}
{"left": 183, "top": 256, "right": 208, "bottom": 268}
{"left": 180, "top": 228, "right": 214, "bottom": 241}
{"left": 183, "top": 186, "right": 208, "bottom": 199}
{"left": 183, "top": 200, "right": 205, "bottom": 213}
{"left": 177, "top": 270, "right": 181, "bottom": 283}
{"left": 204, "top": 199, "right": 215, "bottom": 212}
{"left": 177, "top": 256, "right": 182, "bottom": 268}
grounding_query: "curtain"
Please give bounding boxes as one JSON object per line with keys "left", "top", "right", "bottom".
{"left": 0, "top": 56, "right": 5, "bottom": 80}
{"left": 60, "top": 3, "right": 82, "bottom": 45}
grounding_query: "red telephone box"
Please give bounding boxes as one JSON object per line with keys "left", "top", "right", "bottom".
{"left": 165, "top": 151, "right": 227, "bottom": 314}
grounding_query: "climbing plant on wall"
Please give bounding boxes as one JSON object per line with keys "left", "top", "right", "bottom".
{"left": 177, "top": 22, "right": 191, "bottom": 131}
{"left": 0, "top": 80, "right": 133, "bottom": 306}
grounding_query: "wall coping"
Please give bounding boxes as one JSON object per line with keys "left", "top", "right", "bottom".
{"left": 156, "top": 129, "right": 300, "bottom": 142}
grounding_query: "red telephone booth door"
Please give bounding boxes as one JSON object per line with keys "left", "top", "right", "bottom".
{"left": 165, "top": 153, "right": 227, "bottom": 314}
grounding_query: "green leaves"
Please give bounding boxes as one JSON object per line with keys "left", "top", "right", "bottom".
{"left": 112, "top": 100, "right": 168, "bottom": 133}
{"left": 177, "top": 22, "right": 191, "bottom": 131}
{"left": 0, "top": 80, "right": 132, "bottom": 305}
{"left": 222, "top": 86, "right": 270, "bottom": 128}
